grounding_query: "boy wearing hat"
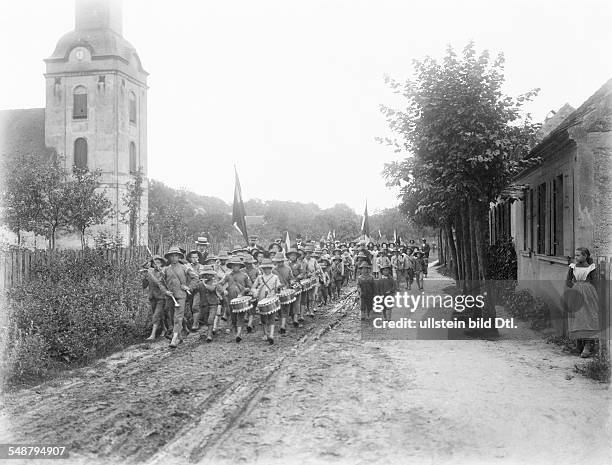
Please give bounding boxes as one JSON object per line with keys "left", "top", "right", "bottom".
{"left": 413, "top": 250, "right": 426, "bottom": 290}
{"left": 143, "top": 255, "right": 167, "bottom": 341}
{"left": 272, "top": 251, "right": 292, "bottom": 334}
{"left": 251, "top": 258, "right": 282, "bottom": 344}
{"left": 193, "top": 266, "right": 223, "bottom": 342}
{"left": 287, "top": 246, "right": 306, "bottom": 327}
{"left": 186, "top": 250, "right": 205, "bottom": 330}
{"left": 421, "top": 238, "right": 430, "bottom": 276}
{"left": 219, "top": 256, "right": 253, "bottom": 342}
{"left": 377, "top": 262, "right": 396, "bottom": 321}
{"left": 357, "top": 262, "right": 375, "bottom": 320}
{"left": 243, "top": 255, "right": 261, "bottom": 333}
{"left": 159, "top": 246, "right": 199, "bottom": 348}
{"left": 330, "top": 256, "right": 344, "bottom": 299}
{"left": 195, "top": 236, "right": 210, "bottom": 264}
{"left": 302, "top": 245, "right": 322, "bottom": 317}
{"left": 318, "top": 257, "right": 332, "bottom": 305}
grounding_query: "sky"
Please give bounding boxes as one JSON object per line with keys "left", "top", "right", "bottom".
{"left": 1, "top": 0, "right": 611, "bottom": 214}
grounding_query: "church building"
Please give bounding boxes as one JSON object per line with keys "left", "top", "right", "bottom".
{"left": 0, "top": 0, "right": 148, "bottom": 248}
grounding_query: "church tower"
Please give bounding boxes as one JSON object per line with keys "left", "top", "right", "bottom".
{"left": 44, "top": 0, "right": 148, "bottom": 247}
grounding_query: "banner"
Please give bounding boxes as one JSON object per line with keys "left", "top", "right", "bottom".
{"left": 361, "top": 200, "right": 370, "bottom": 238}
{"left": 232, "top": 167, "right": 249, "bottom": 245}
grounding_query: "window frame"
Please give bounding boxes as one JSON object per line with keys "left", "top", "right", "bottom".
{"left": 73, "top": 85, "right": 88, "bottom": 120}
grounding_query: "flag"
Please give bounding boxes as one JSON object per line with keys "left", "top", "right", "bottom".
{"left": 285, "top": 231, "right": 291, "bottom": 251}
{"left": 393, "top": 229, "right": 397, "bottom": 243}
{"left": 361, "top": 200, "right": 370, "bottom": 238}
{"left": 333, "top": 229, "right": 336, "bottom": 239}
{"left": 327, "top": 231, "right": 332, "bottom": 241}
{"left": 378, "top": 229, "right": 382, "bottom": 239}
{"left": 232, "top": 167, "right": 249, "bottom": 244}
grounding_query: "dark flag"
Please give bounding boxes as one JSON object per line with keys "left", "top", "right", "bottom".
{"left": 232, "top": 167, "right": 249, "bottom": 245}
{"left": 361, "top": 200, "right": 370, "bottom": 240}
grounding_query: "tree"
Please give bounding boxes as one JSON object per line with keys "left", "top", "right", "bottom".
{"left": 380, "top": 42, "right": 541, "bottom": 334}
{"left": 122, "top": 171, "right": 146, "bottom": 247}
{"left": 68, "top": 167, "right": 113, "bottom": 249}
{"left": 29, "top": 156, "right": 73, "bottom": 250}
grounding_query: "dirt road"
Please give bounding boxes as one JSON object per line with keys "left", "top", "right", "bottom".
{"left": 1, "top": 268, "right": 610, "bottom": 465}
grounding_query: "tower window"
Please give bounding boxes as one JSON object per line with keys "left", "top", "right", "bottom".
{"left": 129, "top": 142, "right": 137, "bottom": 173}
{"left": 74, "top": 138, "right": 88, "bottom": 169}
{"left": 129, "top": 91, "right": 137, "bottom": 124}
{"left": 73, "top": 85, "right": 87, "bottom": 119}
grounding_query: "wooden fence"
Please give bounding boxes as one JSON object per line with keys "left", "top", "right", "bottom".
{"left": 0, "top": 247, "right": 150, "bottom": 289}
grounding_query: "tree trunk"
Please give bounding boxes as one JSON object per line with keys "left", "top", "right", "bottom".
{"left": 460, "top": 206, "right": 473, "bottom": 291}
{"left": 438, "top": 227, "right": 444, "bottom": 265}
{"left": 454, "top": 214, "right": 465, "bottom": 292}
{"left": 468, "top": 202, "right": 480, "bottom": 289}
{"left": 446, "top": 223, "right": 459, "bottom": 281}
{"left": 473, "top": 201, "right": 498, "bottom": 336}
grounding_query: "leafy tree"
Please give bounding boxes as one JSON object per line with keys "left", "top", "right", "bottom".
{"left": 380, "top": 42, "right": 541, "bottom": 334}
{"left": 68, "top": 167, "right": 113, "bottom": 249}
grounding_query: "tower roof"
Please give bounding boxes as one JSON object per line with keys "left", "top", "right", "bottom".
{"left": 45, "top": 0, "right": 146, "bottom": 75}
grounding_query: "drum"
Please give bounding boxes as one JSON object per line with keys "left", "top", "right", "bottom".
{"left": 309, "top": 277, "right": 318, "bottom": 289}
{"left": 278, "top": 289, "right": 296, "bottom": 305}
{"left": 300, "top": 278, "right": 312, "bottom": 291}
{"left": 258, "top": 296, "right": 280, "bottom": 315}
{"left": 291, "top": 281, "right": 302, "bottom": 294}
{"left": 230, "top": 296, "right": 252, "bottom": 313}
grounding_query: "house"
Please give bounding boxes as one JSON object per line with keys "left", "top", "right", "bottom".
{"left": 491, "top": 78, "right": 612, "bottom": 335}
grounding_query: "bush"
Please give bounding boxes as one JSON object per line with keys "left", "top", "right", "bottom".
{"left": 5, "top": 249, "right": 150, "bottom": 383}
{"left": 505, "top": 288, "right": 551, "bottom": 330}
{"left": 575, "top": 353, "right": 611, "bottom": 383}
{"left": 488, "top": 235, "right": 517, "bottom": 303}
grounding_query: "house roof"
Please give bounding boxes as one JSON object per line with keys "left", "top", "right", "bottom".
{"left": 0, "top": 108, "right": 53, "bottom": 162}
{"left": 515, "top": 78, "right": 612, "bottom": 180}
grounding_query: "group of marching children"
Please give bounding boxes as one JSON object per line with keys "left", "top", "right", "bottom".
{"left": 142, "top": 235, "right": 372, "bottom": 348}
{"left": 357, "top": 239, "right": 432, "bottom": 321}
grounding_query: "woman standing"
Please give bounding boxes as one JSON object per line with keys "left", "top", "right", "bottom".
{"left": 565, "top": 247, "right": 600, "bottom": 358}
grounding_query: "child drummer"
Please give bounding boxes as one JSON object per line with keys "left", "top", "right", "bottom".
{"left": 377, "top": 262, "right": 396, "bottom": 321}
{"left": 220, "top": 256, "right": 253, "bottom": 343}
{"left": 272, "top": 251, "right": 292, "bottom": 334}
{"left": 251, "top": 258, "right": 282, "bottom": 344}
{"left": 194, "top": 265, "right": 223, "bottom": 342}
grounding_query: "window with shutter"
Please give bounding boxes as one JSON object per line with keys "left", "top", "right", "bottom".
{"left": 74, "top": 138, "right": 88, "bottom": 169}
{"left": 73, "top": 86, "right": 87, "bottom": 119}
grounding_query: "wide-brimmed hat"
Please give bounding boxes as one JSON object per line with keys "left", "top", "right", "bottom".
{"left": 243, "top": 255, "right": 257, "bottom": 264}
{"left": 150, "top": 255, "right": 167, "bottom": 267}
{"left": 231, "top": 245, "right": 246, "bottom": 254}
{"left": 187, "top": 250, "right": 203, "bottom": 261}
{"left": 164, "top": 245, "right": 184, "bottom": 260}
{"left": 359, "top": 262, "right": 372, "bottom": 269}
{"left": 356, "top": 252, "right": 368, "bottom": 259}
{"left": 272, "top": 251, "right": 287, "bottom": 262}
{"left": 248, "top": 235, "right": 258, "bottom": 241}
{"left": 226, "top": 257, "right": 245, "bottom": 267}
{"left": 259, "top": 258, "right": 274, "bottom": 268}
{"left": 199, "top": 265, "right": 217, "bottom": 277}
{"left": 217, "top": 250, "right": 230, "bottom": 260}
{"left": 287, "top": 247, "right": 303, "bottom": 258}
{"left": 203, "top": 254, "right": 218, "bottom": 262}
{"left": 332, "top": 256, "right": 343, "bottom": 262}
{"left": 332, "top": 248, "right": 342, "bottom": 254}
{"left": 195, "top": 236, "right": 209, "bottom": 245}
{"left": 319, "top": 258, "right": 330, "bottom": 266}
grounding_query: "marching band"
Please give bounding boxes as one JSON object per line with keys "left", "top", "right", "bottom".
{"left": 142, "top": 235, "right": 432, "bottom": 348}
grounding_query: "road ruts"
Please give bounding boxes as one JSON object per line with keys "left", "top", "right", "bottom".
{"left": 0, "top": 287, "right": 358, "bottom": 465}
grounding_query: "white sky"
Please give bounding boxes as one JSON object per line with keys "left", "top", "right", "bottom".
{"left": 1, "top": 0, "right": 611, "bottom": 214}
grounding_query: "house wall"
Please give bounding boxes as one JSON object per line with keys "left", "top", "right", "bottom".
{"left": 510, "top": 90, "right": 612, "bottom": 336}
